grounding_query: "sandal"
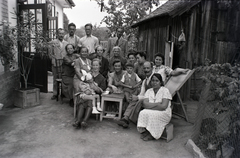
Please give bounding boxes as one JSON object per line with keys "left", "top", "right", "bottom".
{"left": 143, "top": 134, "right": 154, "bottom": 141}
{"left": 81, "top": 121, "right": 88, "bottom": 129}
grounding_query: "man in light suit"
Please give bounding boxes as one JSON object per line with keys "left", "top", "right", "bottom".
{"left": 49, "top": 28, "right": 68, "bottom": 100}
{"left": 105, "top": 27, "right": 128, "bottom": 59}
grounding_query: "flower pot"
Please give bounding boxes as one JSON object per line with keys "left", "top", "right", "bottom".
{"left": 14, "top": 88, "right": 40, "bottom": 108}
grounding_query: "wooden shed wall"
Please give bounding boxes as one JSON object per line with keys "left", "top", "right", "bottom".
{"left": 136, "top": 0, "right": 240, "bottom": 100}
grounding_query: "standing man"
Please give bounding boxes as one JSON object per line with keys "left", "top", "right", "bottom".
{"left": 79, "top": 23, "right": 99, "bottom": 60}
{"left": 49, "top": 28, "right": 68, "bottom": 100}
{"left": 134, "top": 51, "right": 147, "bottom": 80}
{"left": 116, "top": 61, "right": 154, "bottom": 128}
{"left": 63, "top": 23, "right": 81, "bottom": 51}
{"left": 105, "top": 27, "right": 128, "bottom": 59}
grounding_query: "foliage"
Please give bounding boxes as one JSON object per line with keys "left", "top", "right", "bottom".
{"left": 1, "top": 10, "right": 50, "bottom": 89}
{"left": 0, "top": 22, "right": 17, "bottom": 66}
{"left": 94, "top": 0, "right": 163, "bottom": 50}
{"left": 196, "top": 59, "right": 240, "bottom": 156}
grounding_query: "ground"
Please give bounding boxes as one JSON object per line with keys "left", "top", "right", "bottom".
{"left": 0, "top": 93, "right": 193, "bottom": 158}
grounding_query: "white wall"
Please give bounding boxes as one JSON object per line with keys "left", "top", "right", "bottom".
{"left": 49, "top": 0, "right": 64, "bottom": 29}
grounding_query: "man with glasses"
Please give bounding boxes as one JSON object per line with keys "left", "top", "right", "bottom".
{"left": 63, "top": 23, "right": 81, "bottom": 52}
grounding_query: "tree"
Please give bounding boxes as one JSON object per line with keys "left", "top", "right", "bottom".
{"left": 94, "top": 0, "right": 162, "bottom": 50}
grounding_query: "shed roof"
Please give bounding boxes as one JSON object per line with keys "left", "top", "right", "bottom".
{"left": 132, "top": 0, "right": 200, "bottom": 28}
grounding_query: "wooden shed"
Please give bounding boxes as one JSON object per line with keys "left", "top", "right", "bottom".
{"left": 132, "top": 0, "right": 240, "bottom": 100}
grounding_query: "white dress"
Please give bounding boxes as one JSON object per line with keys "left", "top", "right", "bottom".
{"left": 137, "top": 87, "right": 172, "bottom": 139}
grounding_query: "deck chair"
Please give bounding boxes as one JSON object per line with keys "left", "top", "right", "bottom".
{"left": 55, "top": 59, "right": 63, "bottom": 103}
{"left": 165, "top": 68, "right": 195, "bottom": 122}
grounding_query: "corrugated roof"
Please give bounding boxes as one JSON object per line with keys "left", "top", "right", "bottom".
{"left": 132, "top": 0, "right": 200, "bottom": 28}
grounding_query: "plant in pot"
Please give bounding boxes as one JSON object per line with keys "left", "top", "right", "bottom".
{"left": 10, "top": 10, "right": 50, "bottom": 108}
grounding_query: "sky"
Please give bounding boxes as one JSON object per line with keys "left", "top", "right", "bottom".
{"left": 64, "top": 0, "right": 108, "bottom": 28}
{"left": 64, "top": 0, "right": 168, "bottom": 28}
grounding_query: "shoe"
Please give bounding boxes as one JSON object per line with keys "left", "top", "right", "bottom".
{"left": 81, "top": 121, "right": 88, "bottom": 129}
{"left": 72, "top": 121, "right": 80, "bottom": 129}
{"left": 96, "top": 102, "right": 102, "bottom": 112}
{"left": 116, "top": 118, "right": 129, "bottom": 128}
{"left": 92, "top": 107, "right": 100, "bottom": 114}
{"left": 51, "top": 95, "right": 57, "bottom": 100}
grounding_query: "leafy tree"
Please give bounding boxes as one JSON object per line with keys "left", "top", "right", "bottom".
{"left": 94, "top": 0, "right": 162, "bottom": 50}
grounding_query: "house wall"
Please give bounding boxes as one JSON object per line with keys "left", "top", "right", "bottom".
{"left": 50, "top": 0, "right": 64, "bottom": 29}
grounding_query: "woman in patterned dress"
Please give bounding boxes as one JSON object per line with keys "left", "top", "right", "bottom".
{"left": 137, "top": 73, "right": 172, "bottom": 141}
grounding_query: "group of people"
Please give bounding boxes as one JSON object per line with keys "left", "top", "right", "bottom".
{"left": 49, "top": 22, "right": 188, "bottom": 141}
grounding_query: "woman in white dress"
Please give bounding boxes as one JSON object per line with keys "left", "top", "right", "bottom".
{"left": 137, "top": 73, "right": 172, "bottom": 141}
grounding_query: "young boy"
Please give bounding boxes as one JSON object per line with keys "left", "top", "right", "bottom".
{"left": 120, "top": 62, "right": 142, "bottom": 103}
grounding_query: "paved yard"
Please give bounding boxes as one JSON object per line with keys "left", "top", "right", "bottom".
{"left": 0, "top": 93, "right": 193, "bottom": 158}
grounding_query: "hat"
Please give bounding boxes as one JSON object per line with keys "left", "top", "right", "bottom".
{"left": 125, "top": 62, "right": 134, "bottom": 68}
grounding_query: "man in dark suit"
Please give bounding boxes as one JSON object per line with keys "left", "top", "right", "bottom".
{"left": 105, "top": 27, "right": 128, "bottom": 59}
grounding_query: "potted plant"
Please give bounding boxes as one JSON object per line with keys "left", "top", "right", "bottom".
{"left": 3, "top": 10, "right": 50, "bottom": 108}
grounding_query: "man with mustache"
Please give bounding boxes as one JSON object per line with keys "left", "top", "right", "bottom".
{"left": 49, "top": 28, "right": 68, "bottom": 100}
{"left": 64, "top": 23, "right": 81, "bottom": 51}
{"left": 116, "top": 61, "right": 154, "bottom": 128}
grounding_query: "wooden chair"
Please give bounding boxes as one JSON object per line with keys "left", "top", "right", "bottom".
{"left": 165, "top": 68, "right": 195, "bottom": 122}
{"left": 161, "top": 68, "right": 195, "bottom": 142}
{"left": 55, "top": 59, "right": 63, "bottom": 103}
{"left": 74, "top": 93, "right": 100, "bottom": 120}
{"left": 100, "top": 93, "right": 124, "bottom": 121}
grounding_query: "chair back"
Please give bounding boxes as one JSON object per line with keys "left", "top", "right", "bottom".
{"left": 55, "top": 59, "right": 63, "bottom": 79}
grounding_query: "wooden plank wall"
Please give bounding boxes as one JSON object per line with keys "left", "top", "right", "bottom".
{"left": 136, "top": 0, "right": 240, "bottom": 101}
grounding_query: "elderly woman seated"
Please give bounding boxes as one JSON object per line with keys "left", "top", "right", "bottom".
{"left": 137, "top": 73, "right": 172, "bottom": 141}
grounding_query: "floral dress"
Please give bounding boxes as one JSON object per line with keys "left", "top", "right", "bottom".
{"left": 137, "top": 87, "right": 172, "bottom": 139}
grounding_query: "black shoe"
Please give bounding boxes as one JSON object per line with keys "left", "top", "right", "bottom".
{"left": 51, "top": 95, "right": 57, "bottom": 100}
{"left": 116, "top": 118, "right": 129, "bottom": 128}
{"left": 72, "top": 121, "right": 80, "bottom": 129}
{"left": 69, "top": 99, "right": 74, "bottom": 107}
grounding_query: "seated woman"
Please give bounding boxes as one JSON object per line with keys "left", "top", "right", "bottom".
{"left": 62, "top": 44, "right": 79, "bottom": 107}
{"left": 95, "top": 45, "right": 109, "bottom": 78}
{"left": 73, "top": 58, "right": 106, "bottom": 129}
{"left": 109, "top": 46, "right": 127, "bottom": 73}
{"left": 137, "top": 73, "right": 172, "bottom": 141}
{"left": 106, "top": 59, "right": 126, "bottom": 94}
{"left": 73, "top": 46, "right": 92, "bottom": 93}
{"left": 153, "top": 53, "right": 188, "bottom": 83}
{"left": 73, "top": 72, "right": 103, "bottom": 129}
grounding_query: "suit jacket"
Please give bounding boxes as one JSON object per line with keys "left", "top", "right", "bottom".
{"left": 105, "top": 36, "right": 128, "bottom": 59}
{"left": 49, "top": 39, "right": 68, "bottom": 66}
{"left": 99, "top": 57, "right": 109, "bottom": 78}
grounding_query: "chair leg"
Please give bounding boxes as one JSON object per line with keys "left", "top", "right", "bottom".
{"left": 56, "top": 81, "right": 59, "bottom": 101}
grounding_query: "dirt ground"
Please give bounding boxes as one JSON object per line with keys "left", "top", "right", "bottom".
{"left": 0, "top": 93, "right": 193, "bottom": 158}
